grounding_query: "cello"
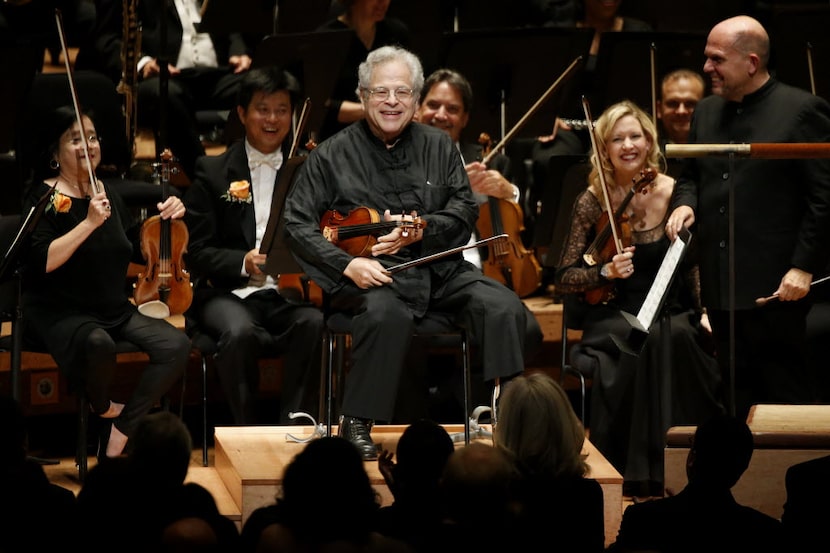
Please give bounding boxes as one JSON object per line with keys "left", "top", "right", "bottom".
{"left": 467, "top": 57, "right": 582, "bottom": 298}
{"left": 133, "top": 149, "right": 193, "bottom": 317}
{"left": 475, "top": 132, "right": 542, "bottom": 298}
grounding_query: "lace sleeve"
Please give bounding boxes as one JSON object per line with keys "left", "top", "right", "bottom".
{"left": 553, "top": 190, "right": 606, "bottom": 294}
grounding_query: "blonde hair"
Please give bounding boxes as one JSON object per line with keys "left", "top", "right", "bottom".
{"left": 494, "top": 372, "right": 589, "bottom": 479}
{"left": 587, "top": 100, "right": 664, "bottom": 199}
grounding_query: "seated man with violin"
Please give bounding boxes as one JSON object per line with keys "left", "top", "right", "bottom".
{"left": 183, "top": 67, "right": 324, "bottom": 425}
{"left": 553, "top": 100, "right": 723, "bottom": 498}
{"left": 284, "top": 45, "right": 538, "bottom": 460}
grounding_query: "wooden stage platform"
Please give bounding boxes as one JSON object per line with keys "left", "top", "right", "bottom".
{"left": 665, "top": 404, "right": 830, "bottom": 519}
{"left": 209, "top": 424, "right": 623, "bottom": 546}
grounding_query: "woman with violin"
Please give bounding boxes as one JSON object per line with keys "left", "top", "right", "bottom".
{"left": 183, "top": 66, "right": 324, "bottom": 426}
{"left": 554, "top": 100, "right": 723, "bottom": 498}
{"left": 21, "top": 106, "right": 190, "bottom": 459}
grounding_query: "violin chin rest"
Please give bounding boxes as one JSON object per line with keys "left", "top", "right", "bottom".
{"left": 137, "top": 300, "right": 171, "bottom": 320}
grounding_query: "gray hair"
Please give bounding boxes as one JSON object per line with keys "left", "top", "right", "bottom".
{"left": 356, "top": 45, "right": 424, "bottom": 102}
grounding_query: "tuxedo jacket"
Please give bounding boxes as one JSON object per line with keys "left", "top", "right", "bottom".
{"left": 80, "top": 0, "right": 249, "bottom": 84}
{"left": 138, "top": 0, "right": 249, "bottom": 66}
{"left": 183, "top": 140, "right": 295, "bottom": 303}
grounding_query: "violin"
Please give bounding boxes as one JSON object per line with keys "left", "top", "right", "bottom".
{"left": 133, "top": 149, "right": 193, "bottom": 317}
{"left": 320, "top": 207, "right": 426, "bottom": 257}
{"left": 475, "top": 132, "right": 542, "bottom": 298}
{"left": 582, "top": 168, "right": 657, "bottom": 305}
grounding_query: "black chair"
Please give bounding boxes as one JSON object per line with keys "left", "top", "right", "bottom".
{"left": 320, "top": 310, "right": 474, "bottom": 445}
{"left": 186, "top": 321, "right": 285, "bottom": 466}
{"left": 558, "top": 294, "right": 593, "bottom": 425}
{"left": 187, "top": 330, "right": 217, "bottom": 467}
{"left": 541, "top": 155, "right": 594, "bottom": 423}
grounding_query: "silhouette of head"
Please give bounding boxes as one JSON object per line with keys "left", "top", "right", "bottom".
{"left": 394, "top": 418, "right": 454, "bottom": 488}
{"left": 280, "top": 436, "right": 379, "bottom": 544}
{"left": 687, "top": 414, "right": 754, "bottom": 489}
{"left": 128, "top": 411, "right": 194, "bottom": 488}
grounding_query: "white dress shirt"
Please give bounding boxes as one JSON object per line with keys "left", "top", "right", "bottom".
{"left": 233, "top": 141, "right": 283, "bottom": 299}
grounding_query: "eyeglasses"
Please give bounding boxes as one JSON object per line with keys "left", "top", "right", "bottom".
{"left": 366, "top": 87, "right": 415, "bottom": 103}
{"left": 67, "top": 134, "right": 101, "bottom": 146}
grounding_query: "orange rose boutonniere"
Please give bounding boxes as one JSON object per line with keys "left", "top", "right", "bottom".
{"left": 47, "top": 190, "right": 72, "bottom": 214}
{"left": 222, "top": 180, "right": 252, "bottom": 204}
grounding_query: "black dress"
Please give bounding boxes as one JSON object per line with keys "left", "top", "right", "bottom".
{"left": 555, "top": 188, "right": 724, "bottom": 492}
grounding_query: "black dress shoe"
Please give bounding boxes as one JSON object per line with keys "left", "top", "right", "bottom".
{"left": 338, "top": 415, "right": 378, "bottom": 460}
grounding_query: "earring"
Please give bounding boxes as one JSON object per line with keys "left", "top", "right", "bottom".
{"left": 49, "top": 159, "right": 60, "bottom": 170}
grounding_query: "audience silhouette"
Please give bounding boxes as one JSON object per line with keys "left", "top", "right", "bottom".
{"left": 782, "top": 453, "right": 830, "bottom": 552}
{"left": 240, "top": 436, "right": 414, "bottom": 552}
{"left": 607, "top": 413, "right": 785, "bottom": 552}
{"left": 0, "top": 395, "right": 79, "bottom": 553}
{"left": 375, "top": 419, "right": 455, "bottom": 551}
{"left": 77, "top": 411, "right": 239, "bottom": 552}
{"left": 435, "top": 442, "right": 519, "bottom": 553}
{"left": 494, "top": 372, "right": 605, "bottom": 552}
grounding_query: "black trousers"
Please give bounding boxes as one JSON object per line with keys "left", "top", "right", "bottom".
{"left": 710, "top": 301, "right": 816, "bottom": 420}
{"left": 195, "top": 289, "right": 324, "bottom": 425}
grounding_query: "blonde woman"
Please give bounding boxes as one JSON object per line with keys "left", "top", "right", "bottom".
{"left": 494, "top": 372, "right": 604, "bottom": 552}
{"left": 554, "top": 100, "right": 724, "bottom": 499}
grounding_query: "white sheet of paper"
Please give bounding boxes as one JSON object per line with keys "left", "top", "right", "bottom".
{"left": 636, "top": 229, "right": 691, "bottom": 329}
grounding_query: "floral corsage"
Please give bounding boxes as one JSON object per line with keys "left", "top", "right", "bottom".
{"left": 222, "top": 180, "right": 252, "bottom": 204}
{"left": 47, "top": 190, "right": 72, "bottom": 214}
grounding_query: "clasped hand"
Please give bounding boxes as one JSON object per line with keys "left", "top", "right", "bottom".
{"left": 344, "top": 209, "right": 423, "bottom": 289}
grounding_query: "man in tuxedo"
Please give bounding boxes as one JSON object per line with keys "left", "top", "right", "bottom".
{"left": 183, "top": 66, "right": 324, "bottom": 425}
{"left": 79, "top": 0, "right": 254, "bottom": 180}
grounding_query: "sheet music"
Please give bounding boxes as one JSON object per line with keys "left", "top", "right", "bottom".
{"left": 636, "top": 227, "right": 691, "bottom": 330}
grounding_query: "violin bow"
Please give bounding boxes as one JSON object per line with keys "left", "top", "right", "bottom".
{"left": 481, "top": 56, "right": 583, "bottom": 165}
{"left": 289, "top": 97, "right": 312, "bottom": 158}
{"left": 383, "top": 234, "right": 508, "bottom": 275}
{"left": 55, "top": 9, "right": 100, "bottom": 195}
{"left": 582, "top": 96, "right": 623, "bottom": 256}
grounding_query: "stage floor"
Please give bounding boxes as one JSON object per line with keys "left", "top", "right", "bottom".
{"left": 212, "top": 424, "right": 623, "bottom": 546}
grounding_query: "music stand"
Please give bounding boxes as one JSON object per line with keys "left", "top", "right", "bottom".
{"left": 259, "top": 156, "right": 304, "bottom": 278}
{"left": 1, "top": 185, "right": 54, "bottom": 401}
{"left": 224, "top": 29, "right": 354, "bottom": 145}
{"left": 440, "top": 27, "right": 594, "bottom": 144}
{"left": 592, "top": 31, "right": 707, "bottom": 116}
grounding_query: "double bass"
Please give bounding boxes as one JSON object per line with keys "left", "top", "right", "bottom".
{"left": 475, "top": 133, "right": 542, "bottom": 298}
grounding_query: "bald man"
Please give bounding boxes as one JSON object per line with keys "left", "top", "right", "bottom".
{"left": 667, "top": 15, "right": 830, "bottom": 419}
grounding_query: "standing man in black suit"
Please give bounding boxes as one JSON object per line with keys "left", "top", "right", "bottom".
{"left": 183, "top": 66, "right": 324, "bottom": 425}
{"left": 667, "top": 15, "right": 830, "bottom": 419}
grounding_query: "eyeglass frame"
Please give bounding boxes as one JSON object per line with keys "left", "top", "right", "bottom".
{"left": 363, "top": 87, "right": 416, "bottom": 103}
{"left": 66, "top": 134, "right": 102, "bottom": 146}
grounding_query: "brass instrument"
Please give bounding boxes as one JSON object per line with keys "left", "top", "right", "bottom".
{"left": 116, "top": 0, "right": 141, "bottom": 166}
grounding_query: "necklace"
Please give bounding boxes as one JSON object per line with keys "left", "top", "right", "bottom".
{"left": 55, "top": 178, "right": 89, "bottom": 198}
